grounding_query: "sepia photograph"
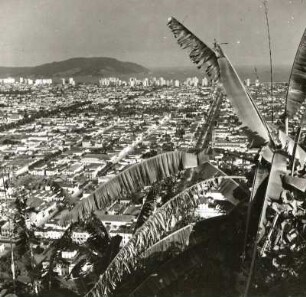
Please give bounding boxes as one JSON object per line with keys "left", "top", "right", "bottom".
{"left": 0, "top": 0, "right": 306, "bottom": 296}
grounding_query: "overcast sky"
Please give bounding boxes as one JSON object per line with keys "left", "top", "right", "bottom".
{"left": 0, "top": 0, "right": 305, "bottom": 68}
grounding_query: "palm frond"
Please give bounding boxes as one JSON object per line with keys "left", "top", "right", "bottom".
{"left": 167, "top": 17, "right": 220, "bottom": 82}
{"left": 286, "top": 28, "right": 306, "bottom": 118}
{"left": 85, "top": 176, "right": 245, "bottom": 297}
{"left": 61, "top": 151, "right": 198, "bottom": 225}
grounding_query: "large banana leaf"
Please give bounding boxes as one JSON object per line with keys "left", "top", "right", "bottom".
{"left": 84, "top": 176, "right": 244, "bottom": 297}
{"left": 61, "top": 151, "right": 198, "bottom": 224}
{"left": 285, "top": 29, "right": 306, "bottom": 118}
{"left": 129, "top": 207, "right": 245, "bottom": 297}
{"left": 129, "top": 241, "right": 211, "bottom": 297}
{"left": 282, "top": 175, "right": 306, "bottom": 192}
{"left": 114, "top": 216, "right": 227, "bottom": 296}
{"left": 260, "top": 145, "right": 274, "bottom": 163}
{"left": 168, "top": 160, "right": 247, "bottom": 207}
{"left": 189, "top": 162, "right": 249, "bottom": 205}
{"left": 167, "top": 16, "right": 270, "bottom": 147}
{"left": 140, "top": 214, "right": 232, "bottom": 262}
{"left": 252, "top": 165, "right": 270, "bottom": 198}
{"left": 243, "top": 163, "right": 270, "bottom": 252}
{"left": 134, "top": 238, "right": 239, "bottom": 297}
{"left": 257, "top": 153, "right": 287, "bottom": 243}
{"left": 279, "top": 130, "right": 306, "bottom": 163}
{"left": 167, "top": 17, "right": 220, "bottom": 82}
{"left": 139, "top": 224, "right": 194, "bottom": 260}
{"left": 218, "top": 53, "right": 270, "bottom": 147}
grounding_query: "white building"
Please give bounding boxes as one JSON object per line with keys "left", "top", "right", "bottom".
{"left": 202, "top": 77, "right": 209, "bottom": 87}
{"left": 0, "top": 77, "right": 15, "bottom": 84}
{"left": 69, "top": 77, "right": 75, "bottom": 86}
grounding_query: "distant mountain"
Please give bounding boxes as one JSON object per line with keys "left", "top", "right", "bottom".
{"left": 0, "top": 57, "right": 149, "bottom": 78}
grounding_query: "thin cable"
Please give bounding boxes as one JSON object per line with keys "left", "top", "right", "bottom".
{"left": 243, "top": 237, "right": 258, "bottom": 297}
{"left": 263, "top": 0, "right": 274, "bottom": 123}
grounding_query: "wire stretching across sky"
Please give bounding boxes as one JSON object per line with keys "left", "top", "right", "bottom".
{"left": 263, "top": 0, "right": 274, "bottom": 123}
{"left": 0, "top": 0, "right": 306, "bottom": 68}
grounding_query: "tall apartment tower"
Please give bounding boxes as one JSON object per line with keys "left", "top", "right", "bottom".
{"left": 202, "top": 77, "right": 209, "bottom": 87}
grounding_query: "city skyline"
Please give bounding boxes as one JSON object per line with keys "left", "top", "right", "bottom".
{"left": 1, "top": 2, "right": 306, "bottom": 295}
{"left": 0, "top": 0, "right": 306, "bottom": 68}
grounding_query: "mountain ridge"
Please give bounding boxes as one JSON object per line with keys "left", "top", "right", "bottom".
{"left": 0, "top": 57, "right": 149, "bottom": 78}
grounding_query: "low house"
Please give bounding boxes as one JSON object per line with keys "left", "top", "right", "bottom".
{"left": 81, "top": 154, "right": 109, "bottom": 165}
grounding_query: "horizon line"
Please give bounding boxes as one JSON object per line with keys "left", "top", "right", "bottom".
{"left": 0, "top": 55, "right": 293, "bottom": 70}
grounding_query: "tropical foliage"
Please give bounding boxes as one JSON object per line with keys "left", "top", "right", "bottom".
{"left": 85, "top": 176, "right": 244, "bottom": 297}
{"left": 167, "top": 16, "right": 271, "bottom": 147}
{"left": 61, "top": 151, "right": 198, "bottom": 224}
{"left": 285, "top": 29, "right": 306, "bottom": 119}
{"left": 165, "top": 15, "right": 306, "bottom": 297}
{"left": 4, "top": 15, "right": 306, "bottom": 297}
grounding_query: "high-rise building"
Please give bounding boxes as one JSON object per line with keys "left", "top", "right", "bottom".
{"left": 129, "top": 78, "right": 136, "bottom": 87}
{"left": 69, "top": 77, "right": 75, "bottom": 86}
{"left": 245, "top": 78, "right": 251, "bottom": 87}
{"left": 202, "top": 77, "right": 209, "bottom": 87}
{"left": 143, "top": 78, "right": 149, "bottom": 87}
{"left": 159, "top": 77, "right": 166, "bottom": 86}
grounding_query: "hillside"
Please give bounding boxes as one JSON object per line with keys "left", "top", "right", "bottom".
{"left": 0, "top": 57, "right": 149, "bottom": 78}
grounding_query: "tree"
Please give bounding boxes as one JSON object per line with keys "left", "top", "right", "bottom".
{"left": 13, "top": 197, "right": 41, "bottom": 295}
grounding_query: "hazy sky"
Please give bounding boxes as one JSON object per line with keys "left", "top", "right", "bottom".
{"left": 0, "top": 0, "right": 305, "bottom": 68}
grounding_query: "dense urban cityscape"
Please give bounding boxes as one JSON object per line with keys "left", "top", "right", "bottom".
{"left": 0, "top": 71, "right": 304, "bottom": 295}
{"left": 2, "top": 0, "right": 306, "bottom": 296}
